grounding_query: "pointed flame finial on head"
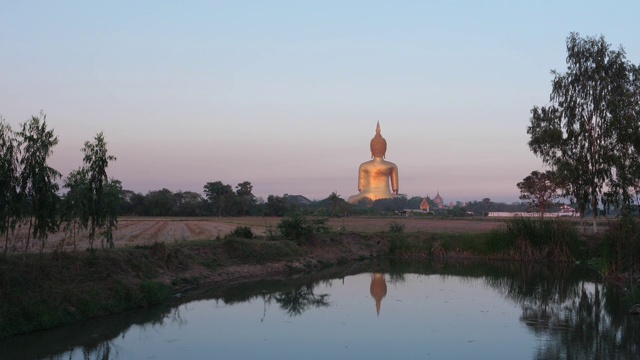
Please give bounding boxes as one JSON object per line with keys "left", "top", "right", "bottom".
{"left": 376, "top": 121, "right": 381, "bottom": 134}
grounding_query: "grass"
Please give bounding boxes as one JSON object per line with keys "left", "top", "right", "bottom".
{"left": 0, "top": 250, "right": 175, "bottom": 339}
{"left": 388, "top": 217, "right": 585, "bottom": 262}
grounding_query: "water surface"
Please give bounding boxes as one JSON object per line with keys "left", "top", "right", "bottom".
{"left": 2, "top": 261, "right": 639, "bottom": 359}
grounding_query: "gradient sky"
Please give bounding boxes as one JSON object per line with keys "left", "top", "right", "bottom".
{"left": 1, "top": 1, "right": 638, "bottom": 203}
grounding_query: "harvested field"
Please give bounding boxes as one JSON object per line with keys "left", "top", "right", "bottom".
{"left": 6, "top": 216, "right": 506, "bottom": 253}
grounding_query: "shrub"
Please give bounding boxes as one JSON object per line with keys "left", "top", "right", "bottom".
{"left": 502, "top": 217, "right": 581, "bottom": 261}
{"left": 387, "top": 220, "right": 405, "bottom": 233}
{"left": 228, "top": 226, "right": 254, "bottom": 239}
{"left": 602, "top": 215, "right": 640, "bottom": 274}
{"left": 277, "top": 214, "right": 329, "bottom": 244}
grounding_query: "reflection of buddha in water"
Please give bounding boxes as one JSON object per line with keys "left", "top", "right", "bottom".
{"left": 348, "top": 122, "right": 399, "bottom": 204}
{"left": 369, "top": 273, "right": 387, "bottom": 316}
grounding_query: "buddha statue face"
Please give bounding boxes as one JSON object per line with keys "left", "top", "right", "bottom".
{"left": 370, "top": 122, "right": 387, "bottom": 158}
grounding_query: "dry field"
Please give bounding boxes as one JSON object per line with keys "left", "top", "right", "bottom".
{"left": 8, "top": 216, "right": 506, "bottom": 253}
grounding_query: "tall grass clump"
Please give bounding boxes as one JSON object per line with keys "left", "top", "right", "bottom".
{"left": 500, "top": 217, "right": 581, "bottom": 262}
{"left": 277, "top": 214, "right": 329, "bottom": 244}
{"left": 387, "top": 220, "right": 405, "bottom": 233}
{"left": 601, "top": 215, "right": 640, "bottom": 276}
{"left": 227, "top": 226, "right": 255, "bottom": 239}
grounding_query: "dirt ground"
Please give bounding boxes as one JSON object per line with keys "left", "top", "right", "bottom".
{"left": 7, "top": 216, "right": 506, "bottom": 253}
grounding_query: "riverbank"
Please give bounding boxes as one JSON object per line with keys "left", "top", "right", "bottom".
{"left": 0, "top": 233, "right": 388, "bottom": 339}
{"left": 1, "top": 216, "right": 635, "bottom": 340}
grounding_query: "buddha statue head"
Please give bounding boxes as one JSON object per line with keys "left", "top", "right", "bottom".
{"left": 370, "top": 122, "right": 387, "bottom": 158}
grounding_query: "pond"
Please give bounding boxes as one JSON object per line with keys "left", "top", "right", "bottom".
{"left": 2, "top": 260, "right": 639, "bottom": 359}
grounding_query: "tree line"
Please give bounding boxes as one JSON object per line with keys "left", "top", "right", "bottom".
{"left": 119, "top": 185, "right": 533, "bottom": 218}
{"left": 1, "top": 113, "right": 119, "bottom": 253}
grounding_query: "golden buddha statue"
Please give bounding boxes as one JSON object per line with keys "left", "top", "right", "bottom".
{"left": 348, "top": 122, "right": 399, "bottom": 204}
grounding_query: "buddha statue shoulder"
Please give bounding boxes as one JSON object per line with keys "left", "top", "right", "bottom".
{"left": 348, "top": 122, "right": 399, "bottom": 204}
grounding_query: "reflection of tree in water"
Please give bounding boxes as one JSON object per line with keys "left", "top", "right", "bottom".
{"left": 481, "top": 264, "right": 640, "bottom": 359}
{"left": 263, "top": 284, "right": 330, "bottom": 317}
{"left": 386, "top": 272, "right": 406, "bottom": 285}
{"left": 81, "top": 339, "right": 117, "bottom": 360}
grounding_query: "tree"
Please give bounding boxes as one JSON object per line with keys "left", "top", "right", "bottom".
{"left": 120, "top": 190, "right": 145, "bottom": 215}
{"left": 18, "top": 113, "right": 61, "bottom": 252}
{"left": 235, "top": 181, "right": 256, "bottom": 216}
{"left": 82, "top": 132, "right": 118, "bottom": 248}
{"left": 528, "top": 33, "right": 639, "bottom": 232}
{"left": 204, "top": 181, "right": 234, "bottom": 217}
{"left": 173, "top": 191, "right": 205, "bottom": 216}
{"left": 516, "top": 170, "right": 559, "bottom": 218}
{"left": 326, "top": 192, "right": 346, "bottom": 216}
{"left": 101, "top": 179, "right": 122, "bottom": 248}
{"left": 143, "top": 189, "right": 175, "bottom": 216}
{"left": 0, "top": 118, "right": 21, "bottom": 254}
{"left": 61, "top": 168, "right": 91, "bottom": 251}
{"left": 266, "top": 194, "right": 287, "bottom": 217}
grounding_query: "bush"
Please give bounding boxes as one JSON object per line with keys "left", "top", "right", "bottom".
{"left": 277, "top": 214, "right": 329, "bottom": 244}
{"left": 228, "top": 226, "right": 254, "bottom": 239}
{"left": 502, "top": 217, "right": 581, "bottom": 261}
{"left": 602, "top": 215, "right": 640, "bottom": 274}
{"left": 387, "top": 220, "right": 405, "bottom": 233}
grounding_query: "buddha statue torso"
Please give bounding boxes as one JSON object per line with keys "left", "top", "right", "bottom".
{"left": 348, "top": 122, "right": 399, "bottom": 204}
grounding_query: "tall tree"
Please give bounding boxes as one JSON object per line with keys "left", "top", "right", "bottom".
{"left": 101, "top": 179, "right": 122, "bottom": 248}
{"left": 235, "top": 181, "right": 256, "bottom": 216}
{"left": 266, "top": 194, "right": 287, "bottom": 217}
{"left": 173, "top": 191, "right": 205, "bottom": 216}
{"left": 204, "top": 181, "right": 234, "bottom": 217}
{"left": 143, "top": 189, "right": 175, "bottom": 216}
{"left": 516, "top": 170, "right": 559, "bottom": 218}
{"left": 18, "top": 113, "right": 61, "bottom": 252}
{"left": 61, "top": 168, "right": 91, "bottom": 251}
{"left": 82, "top": 132, "right": 118, "bottom": 248}
{"left": 0, "top": 118, "right": 21, "bottom": 254}
{"left": 528, "top": 33, "right": 639, "bottom": 232}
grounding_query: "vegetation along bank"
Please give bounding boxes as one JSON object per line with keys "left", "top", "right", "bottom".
{"left": 1, "top": 215, "right": 639, "bottom": 340}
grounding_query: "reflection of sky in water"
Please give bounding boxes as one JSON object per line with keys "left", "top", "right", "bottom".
{"left": 97, "top": 274, "right": 532, "bottom": 359}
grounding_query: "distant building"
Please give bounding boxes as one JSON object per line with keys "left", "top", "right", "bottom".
{"left": 434, "top": 191, "right": 443, "bottom": 207}
{"left": 433, "top": 191, "right": 450, "bottom": 209}
{"left": 420, "top": 198, "right": 430, "bottom": 211}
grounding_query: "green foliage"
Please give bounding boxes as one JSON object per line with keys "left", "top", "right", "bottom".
{"left": 203, "top": 181, "right": 234, "bottom": 217}
{"left": 387, "top": 220, "right": 405, "bottom": 233}
{"left": 388, "top": 236, "right": 411, "bottom": 255}
{"left": 503, "top": 217, "right": 582, "bottom": 261}
{"left": 266, "top": 194, "right": 288, "bottom": 216}
{"left": 601, "top": 215, "right": 640, "bottom": 274}
{"left": 528, "top": 33, "right": 640, "bottom": 232}
{"left": 483, "top": 230, "right": 513, "bottom": 254}
{"left": 320, "top": 191, "right": 347, "bottom": 217}
{"left": 61, "top": 168, "right": 91, "bottom": 250}
{"left": 18, "top": 113, "right": 61, "bottom": 252}
{"left": 235, "top": 181, "right": 256, "bottom": 216}
{"left": 277, "top": 214, "right": 329, "bottom": 244}
{"left": 277, "top": 213, "right": 314, "bottom": 243}
{"left": 82, "top": 132, "right": 119, "bottom": 249}
{"left": 516, "top": 170, "right": 559, "bottom": 217}
{"left": 223, "top": 237, "right": 300, "bottom": 263}
{"left": 139, "top": 281, "right": 173, "bottom": 305}
{"left": 264, "top": 225, "right": 279, "bottom": 241}
{"left": 228, "top": 226, "right": 255, "bottom": 239}
{"left": 0, "top": 118, "right": 21, "bottom": 255}
{"left": 142, "top": 188, "right": 175, "bottom": 216}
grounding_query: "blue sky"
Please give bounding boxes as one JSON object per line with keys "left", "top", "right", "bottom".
{"left": 1, "top": 0, "right": 638, "bottom": 203}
